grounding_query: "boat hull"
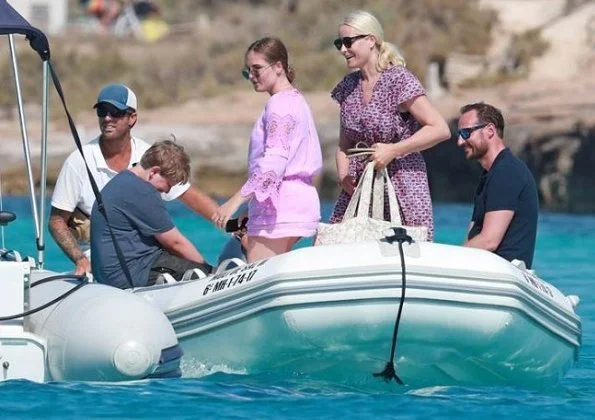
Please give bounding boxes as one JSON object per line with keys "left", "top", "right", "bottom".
{"left": 136, "top": 241, "right": 581, "bottom": 388}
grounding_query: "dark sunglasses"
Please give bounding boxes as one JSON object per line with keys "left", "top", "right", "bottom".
{"left": 96, "top": 104, "right": 130, "bottom": 118}
{"left": 241, "top": 62, "right": 274, "bottom": 80}
{"left": 333, "top": 34, "right": 368, "bottom": 50}
{"left": 457, "top": 124, "right": 487, "bottom": 140}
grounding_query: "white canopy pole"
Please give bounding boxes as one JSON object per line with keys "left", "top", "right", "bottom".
{"left": 38, "top": 60, "right": 49, "bottom": 268}
{"left": 8, "top": 34, "right": 41, "bottom": 258}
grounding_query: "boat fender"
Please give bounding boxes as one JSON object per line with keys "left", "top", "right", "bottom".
{"left": 567, "top": 295, "right": 580, "bottom": 309}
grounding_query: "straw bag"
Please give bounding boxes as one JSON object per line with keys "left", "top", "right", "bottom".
{"left": 316, "top": 161, "right": 428, "bottom": 245}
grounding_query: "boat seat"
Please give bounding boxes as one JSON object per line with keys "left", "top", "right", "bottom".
{"left": 216, "top": 258, "right": 246, "bottom": 274}
{"left": 181, "top": 268, "right": 208, "bottom": 282}
{"left": 153, "top": 266, "right": 211, "bottom": 285}
{"left": 155, "top": 273, "right": 177, "bottom": 285}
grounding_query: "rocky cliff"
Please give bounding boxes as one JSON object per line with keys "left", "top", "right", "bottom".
{"left": 423, "top": 118, "right": 595, "bottom": 213}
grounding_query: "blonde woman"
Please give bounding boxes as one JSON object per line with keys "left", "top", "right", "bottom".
{"left": 330, "top": 10, "right": 450, "bottom": 240}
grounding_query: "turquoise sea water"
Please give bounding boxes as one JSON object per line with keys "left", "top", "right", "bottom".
{"left": 1, "top": 197, "right": 594, "bottom": 419}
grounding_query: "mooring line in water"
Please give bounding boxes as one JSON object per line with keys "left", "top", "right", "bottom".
{"left": 373, "top": 227, "right": 412, "bottom": 385}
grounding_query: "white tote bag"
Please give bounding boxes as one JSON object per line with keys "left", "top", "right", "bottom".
{"left": 316, "top": 162, "right": 428, "bottom": 245}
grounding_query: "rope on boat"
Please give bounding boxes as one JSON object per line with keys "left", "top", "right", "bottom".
{"left": 0, "top": 274, "right": 88, "bottom": 321}
{"left": 342, "top": 147, "right": 411, "bottom": 384}
{"left": 373, "top": 227, "right": 412, "bottom": 385}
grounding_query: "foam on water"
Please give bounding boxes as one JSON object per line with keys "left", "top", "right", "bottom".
{"left": 181, "top": 358, "right": 248, "bottom": 378}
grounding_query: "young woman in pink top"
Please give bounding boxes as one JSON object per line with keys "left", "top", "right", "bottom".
{"left": 212, "top": 37, "right": 323, "bottom": 262}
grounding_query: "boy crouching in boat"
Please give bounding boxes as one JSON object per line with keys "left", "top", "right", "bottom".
{"left": 90, "top": 139, "right": 212, "bottom": 288}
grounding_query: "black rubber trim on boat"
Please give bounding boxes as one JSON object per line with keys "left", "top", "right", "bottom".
{"left": 0, "top": 274, "right": 88, "bottom": 321}
{"left": 144, "top": 344, "right": 184, "bottom": 379}
{"left": 373, "top": 227, "right": 412, "bottom": 385}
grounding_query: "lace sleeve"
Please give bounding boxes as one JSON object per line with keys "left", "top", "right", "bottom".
{"left": 240, "top": 170, "right": 282, "bottom": 206}
{"left": 240, "top": 110, "right": 297, "bottom": 206}
{"left": 264, "top": 112, "right": 296, "bottom": 151}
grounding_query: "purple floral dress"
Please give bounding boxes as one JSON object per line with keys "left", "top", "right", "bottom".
{"left": 240, "top": 88, "right": 323, "bottom": 239}
{"left": 330, "top": 65, "right": 434, "bottom": 240}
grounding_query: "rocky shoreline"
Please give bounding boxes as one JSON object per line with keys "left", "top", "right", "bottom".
{"left": 1, "top": 119, "right": 593, "bottom": 214}
{"left": 0, "top": 71, "right": 594, "bottom": 213}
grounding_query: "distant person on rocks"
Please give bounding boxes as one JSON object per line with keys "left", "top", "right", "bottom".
{"left": 458, "top": 102, "right": 539, "bottom": 268}
{"left": 91, "top": 140, "right": 212, "bottom": 289}
{"left": 49, "top": 83, "right": 218, "bottom": 275}
{"left": 80, "top": 0, "right": 122, "bottom": 34}
{"left": 329, "top": 10, "right": 450, "bottom": 240}
{"left": 211, "top": 37, "right": 323, "bottom": 262}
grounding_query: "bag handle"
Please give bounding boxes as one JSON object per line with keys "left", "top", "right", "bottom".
{"left": 372, "top": 169, "right": 384, "bottom": 220}
{"left": 344, "top": 162, "right": 403, "bottom": 224}
{"left": 343, "top": 161, "right": 374, "bottom": 220}
{"left": 346, "top": 141, "right": 374, "bottom": 158}
{"left": 356, "top": 162, "right": 375, "bottom": 219}
{"left": 379, "top": 168, "right": 402, "bottom": 224}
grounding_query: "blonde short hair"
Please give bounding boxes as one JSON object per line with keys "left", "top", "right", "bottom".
{"left": 342, "top": 10, "right": 406, "bottom": 72}
{"left": 140, "top": 138, "right": 190, "bottom": 185}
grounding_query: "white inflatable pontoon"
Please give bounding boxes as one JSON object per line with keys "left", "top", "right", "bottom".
{"left": 136, "top": 239, "right": 582, "bottom": 388}
{"left": 0, "top": 1, "right": 182, "bottom": 383}
{"left": 0, "top": 254, "right": 183, "bottom": 382}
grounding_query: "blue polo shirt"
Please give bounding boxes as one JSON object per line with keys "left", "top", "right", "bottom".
{"left": 91, "top": 170, "right": 174, "bottom": 288}
{"left": 468, "top": 148, "right": 539, "bottom": 268}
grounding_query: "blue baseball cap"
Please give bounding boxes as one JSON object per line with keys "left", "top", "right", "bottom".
{"left": 94, "top": 83, "right": 137, "bottom": 111}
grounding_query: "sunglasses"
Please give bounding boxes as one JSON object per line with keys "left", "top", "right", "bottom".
{"left": 457, "top": 124, "right": 487, "bottom": 140}
{"left": 241, "top": 62, "right": 274, "bottom": 80}
{"left": 96, "top": 104, "right": 130, "bottom": 118}
{"left": 333, "top": 34, "right": 368, "bottom": 50}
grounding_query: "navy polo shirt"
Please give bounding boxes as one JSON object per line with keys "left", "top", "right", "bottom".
{"left": 468, "top": 148, "right": 539, "bottom": 268}
{"left": 91, "top": 171, "right": 174, "bottom": 288}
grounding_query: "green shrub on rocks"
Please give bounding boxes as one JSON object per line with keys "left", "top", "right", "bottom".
{"left": 3, "top": 0, "right": 495, "bottom": 118}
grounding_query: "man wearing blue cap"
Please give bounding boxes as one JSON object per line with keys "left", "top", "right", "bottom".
{"left": 49, "top": 83, "right": 218, "bottom": 275}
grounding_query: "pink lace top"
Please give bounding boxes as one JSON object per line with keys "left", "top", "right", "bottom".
{"left": 240, "top": 88, "right": 322, "bottom": 209}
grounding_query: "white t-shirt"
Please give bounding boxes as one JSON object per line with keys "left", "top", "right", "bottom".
{"left": 51, "top": 136, "right": 190, "bottom": 216}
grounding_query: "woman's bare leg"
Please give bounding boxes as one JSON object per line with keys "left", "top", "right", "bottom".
{"left": 247, "top": 236, "right": 299, "bottom": 263}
